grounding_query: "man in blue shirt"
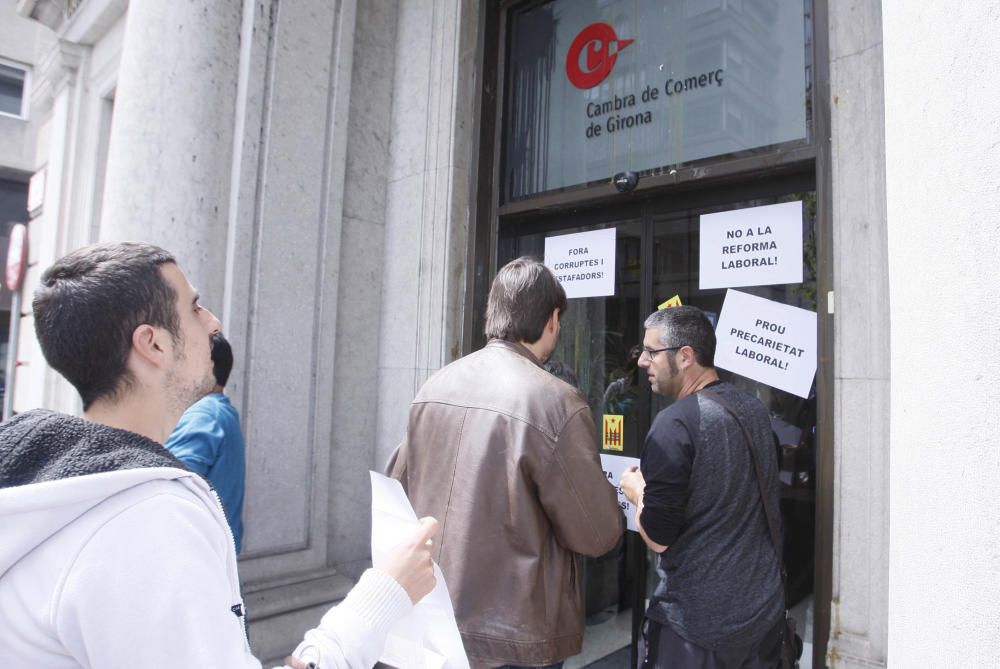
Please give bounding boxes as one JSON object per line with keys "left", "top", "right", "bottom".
{"left": 166, "top": 333, "right": 246, "bottom": 553}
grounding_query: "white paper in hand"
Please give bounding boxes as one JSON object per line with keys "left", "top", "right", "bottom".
{"left": 370, "top": 472, "right": 470, "bottom": 669}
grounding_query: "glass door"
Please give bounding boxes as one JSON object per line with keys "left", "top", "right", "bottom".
{"left": 646, "top": 192, "right": 819, "bottom": 668}
{"left": 499, "top": 217, "right": 648, "bottom": 668}
{"left": 496, "top": 184, "right": 819, "bottom": 668}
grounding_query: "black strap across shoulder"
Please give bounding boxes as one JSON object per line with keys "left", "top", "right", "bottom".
{"left": 699, "top": 389, "right": 785, "bottom": 576}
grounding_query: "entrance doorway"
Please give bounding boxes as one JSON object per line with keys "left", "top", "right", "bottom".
{"left": 496, "top": 176, "right": 820, "bottom": 667}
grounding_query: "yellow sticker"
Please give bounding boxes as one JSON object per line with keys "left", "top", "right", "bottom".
{"left": 657, "top": 295, "right": 683, "bottom": 310}
{"left": 603, "top": 414, "right": 624, "bottom": 451}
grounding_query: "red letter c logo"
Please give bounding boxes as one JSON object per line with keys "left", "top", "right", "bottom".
{"left": 566, "top": 23, "right": 634, "bottom": 90}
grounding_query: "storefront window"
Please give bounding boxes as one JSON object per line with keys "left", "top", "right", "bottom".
{"left": 503, "top": 0, "right": 811, "bottom": 202}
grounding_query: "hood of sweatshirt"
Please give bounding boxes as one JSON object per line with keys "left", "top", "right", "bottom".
{"left": 0, "top": 409, "right": 208, "bottom": 580}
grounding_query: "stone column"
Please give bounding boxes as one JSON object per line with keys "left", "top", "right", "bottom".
{"left": 374, "top": 0, "right": 480, "bottom": 467}
{"left": 827, "top": 1, "right": 890, "bottom": 667}
{"left": 100, "top": 0, "right": 242, "bottom": 304}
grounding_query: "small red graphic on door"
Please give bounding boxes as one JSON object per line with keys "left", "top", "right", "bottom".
{"left": 565, "top": 22, "right": 634, "bottom": 90}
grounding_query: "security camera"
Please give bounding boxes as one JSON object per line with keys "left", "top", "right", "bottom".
{"left": 613, "top": 171, "right": 639, "bottom": 193}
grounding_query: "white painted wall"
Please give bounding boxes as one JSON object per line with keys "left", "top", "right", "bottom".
{"left": 884, "top": 2, "right": 1000, "bottom": 665}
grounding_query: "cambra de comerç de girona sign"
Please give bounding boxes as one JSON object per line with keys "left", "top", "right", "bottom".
{"left": 504, "top": 0, "right": 808, "bottom": 200}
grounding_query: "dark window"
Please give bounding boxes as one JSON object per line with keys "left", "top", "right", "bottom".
{"left": 0, "top": 63, "right": 28, "bottom": 117}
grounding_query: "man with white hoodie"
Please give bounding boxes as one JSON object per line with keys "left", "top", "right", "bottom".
{"left": 0, "top": 241, "right": 438, "bottom": 668}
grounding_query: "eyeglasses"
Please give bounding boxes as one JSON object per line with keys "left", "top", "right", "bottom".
{"left": 643, "top": 345, "right": 685, "bottom": 361}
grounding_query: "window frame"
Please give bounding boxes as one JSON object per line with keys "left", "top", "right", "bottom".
{"left": 0, "top": 58, "right": 31, "bottom": 120}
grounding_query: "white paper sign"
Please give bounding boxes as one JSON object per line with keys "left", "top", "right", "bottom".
{"left": 699, "top": 201, "right": 804, "bottom": 289}
{"left": 369, "top": 472, "right": 470, "bottom": 669}
{"left": 714, "top": 290, "right": 817, "bottom": 399}
{"left": 599, "top": 453, "right": 640, "bottom": 533}
{"left": 544, "top": 228, "right": 616, "bottom": 298}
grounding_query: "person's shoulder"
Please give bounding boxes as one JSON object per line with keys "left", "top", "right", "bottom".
{"left": 539, "top": 369, "right": 588, "bottom": 408}
{"left": 653, "top": 392, "right": 700, "bottom": 423}
{"left": 86, "top": 476, "right": 215, "bottom": 524}
{"left": 83, "top": 477, "right": 231, "bottom": 561}
{"left": 414, "top": 351, "right": 478, "bottom": 393}
{"left": 168, "top": 397, "right": 232, "bottom": 449}
{"left": 713, "top": 381, "right": 768, "bottom": 416}
{"left": 646, "top": 395, "right": 700, "bottom": 441}
{"left": 183, "top": 393, "right": 232, "bottom": 419}
{"left": 714, "top": 380, "right": 751, "bottom": 399}
{"left": 212, "top": 394, "right": 240, "bottom": 420}
{"left": 416, "top": 343, "right": 535, "bottom": 392}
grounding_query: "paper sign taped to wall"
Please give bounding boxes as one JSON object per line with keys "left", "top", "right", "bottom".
{"left": 714, "top": 290, "right": 817, "bottom": 398}
{"left": 545, "top": 228, "right": 616, "bottom": 298}
{"left": 600, "top": 454, "right": 640, "bottom": 533}
{"left": 699, "top": 201, "right": 804, "bottom": 289}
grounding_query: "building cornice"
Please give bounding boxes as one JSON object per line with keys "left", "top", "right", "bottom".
{"left": 31, "top": 40, "right": 85, "bottom": 109}
{"left": 18, "top": 0, "right": 127, "bottom": 44}
{"left": 17, "top": 0, "right": 66, "bottom": 32}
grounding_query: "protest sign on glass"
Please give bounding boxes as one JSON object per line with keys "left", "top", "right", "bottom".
{"left": 714, "top": 290, "right": 817, "bottom": 399}
{"left": 699, "top": 201, "right": 804, "bottom": 290}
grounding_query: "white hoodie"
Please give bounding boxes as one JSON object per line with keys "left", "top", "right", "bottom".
{"left": 0, "top": 466, "right": 411, "bottom": 668}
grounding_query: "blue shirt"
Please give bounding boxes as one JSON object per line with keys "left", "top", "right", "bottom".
{"left": 165, "top": 393, "right": 246, "bottom": 553}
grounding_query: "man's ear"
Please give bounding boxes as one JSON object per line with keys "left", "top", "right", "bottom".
{"left": 678, "top": 345, "right": 697, "bottom": 368}
{"left": 131, "top": 324, "right": 167, "bottom": 368}
{"left": 548, "top": 308, "right": 560, "bottom": 332}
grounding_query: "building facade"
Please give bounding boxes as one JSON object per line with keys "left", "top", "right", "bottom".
{"left": 10, "top": 0, "right": 999, "bottom": 666}
{"left": 0, "top": 2, "right": 54, "bottom": 412}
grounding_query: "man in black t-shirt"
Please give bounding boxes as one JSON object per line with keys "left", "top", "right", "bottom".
{"left": 621, "top": 306, "right": 784, "bottom": 669}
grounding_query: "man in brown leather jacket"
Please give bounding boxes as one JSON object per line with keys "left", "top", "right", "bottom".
{"left": 388, "top": 256, "right": 624, "bottom": 669}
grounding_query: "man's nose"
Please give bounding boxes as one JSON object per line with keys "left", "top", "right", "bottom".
{"left": 204, "top": 308, "right": 222, "bottom": 334}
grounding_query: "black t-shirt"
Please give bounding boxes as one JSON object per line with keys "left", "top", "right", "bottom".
{"left": 640, "top": 381, "right": 784, "bottom": 650}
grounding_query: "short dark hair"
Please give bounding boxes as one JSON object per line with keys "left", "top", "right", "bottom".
{"left": 211, "top": 332, "right": 234, "bottom": 387}
{"left": 644, "top": 305, "right": 716, "bottom": 367}
{"left": 32, "top": 242, "right": 180, "bottom": 409}
{"left": 484, "top": 257, "right": 567, "bottom": 343}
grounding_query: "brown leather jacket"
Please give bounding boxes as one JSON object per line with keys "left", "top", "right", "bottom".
{"left": 388, "top": 340, "right": 624, "bottom": 668}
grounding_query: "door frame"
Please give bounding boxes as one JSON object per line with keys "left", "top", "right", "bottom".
{"left": 466, "top": 1, "right": 834, "bottom": 666}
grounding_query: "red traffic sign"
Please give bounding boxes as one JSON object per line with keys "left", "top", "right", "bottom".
{"left": 6, "top": 223, "right": 28, "bottom": 292}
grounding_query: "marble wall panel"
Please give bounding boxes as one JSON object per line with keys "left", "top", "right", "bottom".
{"left": 375, "top": 0, "right": 478, "bottom": 462}
{"left": 239, "top": 0, "right": 352, "bottom": 568}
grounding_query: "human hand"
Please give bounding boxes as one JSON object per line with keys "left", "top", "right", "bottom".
{"left": 380, "top": 516, "right": 439, "bottom": 604}
{"left": 620, "top": 466, "right": 645, "bottom": 506}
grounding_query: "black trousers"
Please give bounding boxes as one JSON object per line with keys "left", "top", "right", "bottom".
{"left": 639, "top": 615, "right": 784, "bottom": 669}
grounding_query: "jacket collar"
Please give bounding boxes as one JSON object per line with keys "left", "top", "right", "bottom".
{"left": 485, "top": 338, "right": 544, "bottom": 368}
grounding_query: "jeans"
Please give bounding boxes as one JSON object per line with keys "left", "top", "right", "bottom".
{"left": 495, "top": 663, "right": 564, "bottom": 669}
